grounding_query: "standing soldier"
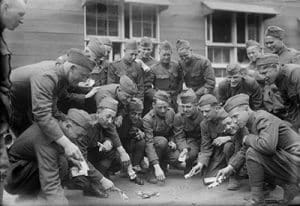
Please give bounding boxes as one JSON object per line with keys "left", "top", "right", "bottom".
{"left": 107, "top": 39, "right": 144, "bottom": 100}
{"left": 223, "top": 94, "right": 300, "bottom": 206}
{"left": 170, "top": 89, "right": 202, "bottom": 174}
{"left": 143, "top": 90, "right": 175, "bottom": 184}
{"left": 264, "top": 26, "right": 300, "bottom": 64}
{"left": 0, "top": 0, "right": 26, "bottom": 203}
{"left": 218, "top": 63, "right": 263, "bottom": 110}
{"left": 245, "top": 40, "right": 264, "bottom": 82}
{"left": 176, "top": 39, "right": 215, "bottom": 100}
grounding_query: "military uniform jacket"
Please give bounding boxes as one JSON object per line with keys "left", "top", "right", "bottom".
{"left": 173, "top": 111, "right": 203, "bottom": 151}
{"left": 218, "top": 76, "right": 263, "bottom": 110}
{"left": 179, "top": 55, "right": 215, "bottom": 95}
{"left": 90, "top": 60, "right": 110, "bottom": 86}
{"left": 277, "top": 46, "right": 300, "bottom": 65}
{"left": 140, "top": 56, "right": 158, "bottom": 90}
{"left": 197, "top": 110, "right": 232, "bottom": 166}
{"left": 143, "top": 108, "right": 175, "bottom": 165}
{"left": 107, "top": 59, "right": 144, "bottom": 100}
{"left": 149, "top": 61, "right": 183, "bottom": 96}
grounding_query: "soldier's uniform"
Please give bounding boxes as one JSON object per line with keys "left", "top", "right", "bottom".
{"left": 90, "top": 60, "right": 109, "bottom": 86}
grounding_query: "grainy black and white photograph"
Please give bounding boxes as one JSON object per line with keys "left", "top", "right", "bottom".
{"left": 1, "top": 0, "right": 300, "bottom": 205}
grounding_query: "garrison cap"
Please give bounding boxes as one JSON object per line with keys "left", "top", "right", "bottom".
{"left": 67, "top": 108, "right": 92, "bottom": 131}
{"left": 224, "top": 94, "right": 249, "bottom": 113}
{"left": 67, "top": 48, "right": 95, "bottom": 71}
{"left": 159, "top": 40, "right": 172, "bottom": 51}
{"left": 176, "top": 39, "right": 190, "bottom": 51}
{"left": 129, "top": 97, "right": 144, "bottom": 112}
{"left": 180, "top": 88, "right": 197, "bottom": 104}
{"left": 125, "top": 39, "right": 138, "bottom": 51}
{"left": 98, "top": 97, "right": 119, "bottom": 112}
{"left": 119, "top": 75, "right": 138, "bottom": 96}
{"left": 265, "top": 26, "right": 285, "bottom": 40}
{"left": 198, "top": 94, "right": 218, "bottom": 107}
{"left": 226, "top": 63, "right": 242, "bottom": 75}
{"left": 256, "top": 54, "right": 279, "bottom": 67}
{"left": 154, "top": 90, "right": 170, "bottom": 103}
{"left": 87, "top": 37, "right": 107, "bottom": 59}
{"left": 245, "top": 40, "right": 260, "bottom": 49}
{"left": 140, "top": 37, "right": 153, "bottom": 48}
{"left": 99, "top": 37, "right": 112, "bottom": 47}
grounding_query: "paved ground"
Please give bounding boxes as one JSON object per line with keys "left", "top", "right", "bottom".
{"left": 3, "top": 169, "right": 300, "bottom": 206}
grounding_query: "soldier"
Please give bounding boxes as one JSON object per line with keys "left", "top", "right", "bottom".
{"left": 88, "top": 97, "right": 143, "bottom": 185}
{"left": 148, "top": 41, "right": 183, "bottom": 110}
{"left": 29, "top": 48, "right": 94, "bottom": 203}
{"left": 218, "top": 63, "right": 263, "bottom": 110}
{"left": 143, "top": 90, "right": 175, "bottom": 184}
{"left": 245, "top": 40, "right": 264, "bottom": 83}
{"left": 189, "top": 94, "right": 239, "bottom": 190}
{"left": 264, "top": 26, "right": 300, "bottom": 64}
{"left": 107, "top": 39, "right": 144, "bottom": 100}
{"left": 170, "top": 89, "right": 202, "bottom": 174}
{"left": 176, "top": 39, "right": 215, "bottom": 99}
{"left": 222, "top": 94, "right": 300, "bottom": 206}
{"left": 256, "top": 54, "right": 300, "bottom": 131}
{"left": 0, "top": 0, "right": 26, "bottom": 202}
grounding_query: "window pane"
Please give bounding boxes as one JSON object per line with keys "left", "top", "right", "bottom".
{"left": 86, "top": 3, "right": 96, "bottom": 35}
{"left": 124, "top": 4, "right": 130, "bottom": 38}
{"left": 208, "top": 47, "right": 213, "bottom": 62}
{"left": 108, "top": 20, "right": 118, "bottom": 36}
{"left": 97, "top": 18, "right": 106, "bottom": 35}
{"left": 208, "top": 47, "right": 230, "bottom": 63}
{"left": 132, "top": 5, "right": 142, "bottom": 20}
{"left": 214, "top": 68, "right": 226, "bottom": 78}
{"left": 207, "top": 16, "right": 211, "bottom": 41}
{"left": 237, "top": 13, "right": 245, "bottom": 43}
{"left": 237, "top": 47, "right": 249, "bottom": 64}
{"left": 143, "top": 22, "right": 152, "bottom": 37}
{"left": 248, "top": 14, "right": 260, "bottom": 42}
{"left": 132, "top": 21, "right": 142, "bottom": 37}
{"left": 212, "top": 12, "right": 232, "bottom": 43}
{"left": 112, "top": 42, "right": 121, "bottom": 61}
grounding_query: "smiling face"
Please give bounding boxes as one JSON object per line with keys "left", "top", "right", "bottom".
{"left": 0, "top": 0, "right": 26, "bottom": 30}
{"left": 222, "top": 116, "right": 239, "bottom": 135}
{"left": 178, "top": 48, "right": 192, "bottom": 64}
{"left": 227, "top": 73, "right": 242, "bottom": 88}
{"left": 139, "top": 46, "right": 152, "bottom": 59}
{"left": 181, "top": 102, "right": 196, "bottom": 118}
{"left": 257, "top": 63, "right": 279, "bottom": 85}
{"left": 264, "top": 36, "right": 283, "bottom": 54}
{"left": 247, "top": 46, "right": 261, "bottom": 62}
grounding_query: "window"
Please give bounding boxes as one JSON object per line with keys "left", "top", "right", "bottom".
{"left": 206, "top": 12, "right": 262, "bottom": 78}
{"left": 86, "top": 1, "right": 119, "bottom": 37}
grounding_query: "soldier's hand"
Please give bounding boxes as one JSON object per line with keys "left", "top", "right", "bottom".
{"left": 213, "top": 136, "right": 231, "bottom": 146}
{"left": 154, "top": 164, "right": 165, "bottom": 181}
{"left": 189, "top": 162, "right": 203, "bottom": 177}
{"left": 69, "top": 157, "right": 82, "bottom": 169}
{"left": 65, "top": 142, "right": 84, "bottom": 161}
{"left": 85, "top": 86, "right": 101, "bottom": 98}
{"left": 178, "top": 148, "right": 188, "bottom": 162}
{"left": 168, "top": 141, "right": 177, "bottom": 150}
{"left": 100, "top": 177, "right": 114, "bottom": 190}
{"left": 102, "top": 139, "right": 113, "bottom": 151}
{"left": 135, "top": 129, "right": 145, "bottom": 140}
{"left": 216, "top": 165, "right": 234, "bottom": 181}
{"left": 120, "top": 152, "right": 131, "bottom": 168}
{"left": 114, "top": 116, "right": 123, "bottom": 128}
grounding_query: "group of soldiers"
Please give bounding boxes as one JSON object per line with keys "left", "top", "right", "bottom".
{"left": 1, "top": 0, "right": 300, "bottom": 206}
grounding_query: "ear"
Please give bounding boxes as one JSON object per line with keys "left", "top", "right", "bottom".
{"left": 70, "top": 64, "right": 77, "bottom": 71}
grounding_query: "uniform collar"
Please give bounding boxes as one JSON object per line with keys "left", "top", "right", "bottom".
{"left": 277, "top": 45, "right": 288, "bottom": 56}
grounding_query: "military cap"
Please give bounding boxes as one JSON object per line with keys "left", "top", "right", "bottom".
{"left": 129, "top": 97, "right": 143, "bottom": 112}
{"left": 223, "top": 94, "right": 249, "bottom": 113}
{"left": 67, "top": 108, "right": 92, "bottom": 131}
{"left": 256, "top": 54, "right": 279, "bottom": 67}
{"left": 265, "top": 26, "right": 285, "bottom": 40}
{"left": 245, "top": 40, "right": 260, "bottom": 49}
{"left": 154, "top": 90, "right": 170, "bottom": 103}
{"left": 119, "top": 75, "right": 138, "bottom": 96}
{"left": 226, "top": 63, "right": 242, "bottom": 75}
{"left": 98, "top": 97, "right": 118, "bottom": 112}
{"left": 99, "top": 37, "right": 112, "bottom": 47}
{"left": 87, "top": 37, "right": 107, "bottom": 59}
{"left": 140, "top": 37, "right": 153, "bottom": 48}
{"left": 159, "top": 40, "right": 172, "bottom": 51}
{"left": 180, "top": 88, "right": 197, "bottom": 104}
{"left": 198, "top": 94, "right": 218, "bottom": 107}
{"left": 125, "top": 39, "right": 138, "bottom": 51}
{"left": 176, "top": 39, "right": 190, "bottom": 51}
{"left": 67, "top": 48, "right": 95, "bottom": 71}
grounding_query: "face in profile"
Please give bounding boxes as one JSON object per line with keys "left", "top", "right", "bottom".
{"left": 178, "top": 49, "right": 192, "bottom": 64}
{"left": 68, "top": 65, "right": 90, "bottom": 87}
{"left": 228, "top": 106, "right": 249, "bottom": 129}
{"left": 264, "top": 36, "right": 283, "bottom": 54}
{"left": 1, "top": 0, "right": 26, "bottom": 30}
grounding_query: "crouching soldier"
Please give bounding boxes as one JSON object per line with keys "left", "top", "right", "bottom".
{"left": 143, "top": 90, "right": 175, "bottom": 184}
{"left": 189, "top": 94, "right": 239, "bottom": 190}
{"left": 222, "top": 94, "right": 300, "bottom": 206}
{"left": 169, "top": 89, "right": 202, "bottom": 174}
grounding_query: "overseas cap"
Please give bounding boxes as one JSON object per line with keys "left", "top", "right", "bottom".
{"left": 159, "top": 40, "right": 172, "bottom": 51}
{"left": 67, "top": 48, "right": 95, "bottom": 71}
{"left": 98, "top": 97, "right": 119, "bottom": 112}
{"left": 256, "top": 54, "right": 279, "bottom": 67}
{"left": 176, "top": 39, "right": 190, "bottom": 51}
{"left": 180, "top": 88, "right": 197, "bottom": 104}
{"left": 129, "top": 97, "right": 143, "bottom": 112}
{"left": 198, "top": 94, "right": 218, "bottom": 107}
{"left": 154, "top": 90, "right": 170, "bottom": 103}
{"left": 67, "top": 108, "right": 92, "bottom": 131}
{"left": 246, "top": 40, "right": 260, "bottom": 49}
{"left": 226, "top": 63, "right": 242, "bottom": 75}
{"left": 119, "top": 75, "right": 138, "bottom": 96}
{"left": 265, "top": 26, "right": 285, "bottom": 40}
{"left": 125, "top": 39, "right": 138, "bottom": 51}
{"left": 224, "top": 94, "right": 249, "bottom": 113}
{"left": 140, "top": 37, "right": 153, "bottom": 48}
{"left": 87, "top": 37, "right": 107, "bottom": 59}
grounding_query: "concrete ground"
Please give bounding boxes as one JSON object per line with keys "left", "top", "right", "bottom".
{"left": 3, "top": 169, "right": 300, "bottom": 206}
